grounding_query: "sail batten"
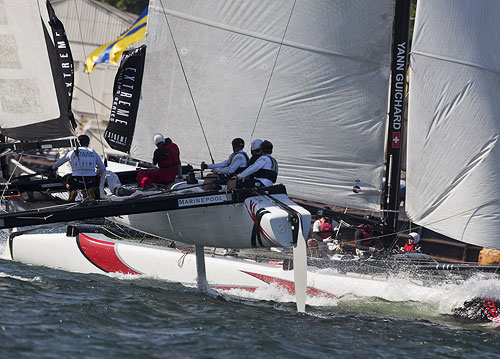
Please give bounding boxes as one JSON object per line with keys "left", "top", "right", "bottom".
{"left": 129, "top": 0, "right": 393, "bottom": 211}
{"left": 406, "top": 0, "right": 500, "bottom": 249}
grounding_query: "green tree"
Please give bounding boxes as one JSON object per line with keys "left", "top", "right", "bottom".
{"left": 98, "top": 0, "right": 148, "bottom": 15}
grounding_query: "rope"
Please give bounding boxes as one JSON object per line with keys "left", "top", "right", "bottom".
{"left": 177, "top": 249, "right": 194, "bottom": 268}
{"left": 1, "top": 153, "right": 23, "bottom": 213}
{"left": 250, "top": 0, "right": 297, "bottom": 137}
{"left": 334, "top": 207, "right": 349, "bottom": 241}
{"left": 101, "top": 225, "right": 131, "bottom": 242}
{"left": 158, "top": 0, "right": 214, "bottom": 164}
{"left": 103, "top": 219, "right": 167, "bottom": 242}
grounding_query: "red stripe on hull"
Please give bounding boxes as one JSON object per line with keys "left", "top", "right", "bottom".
{"left": 77, "top": 234, "right": 141, "bottom": 275}
{"left": 242, "top": 271, "right": 336, "bottom": 298}
{"left": 213, "top": 286, "right": 257, "bottom": 292}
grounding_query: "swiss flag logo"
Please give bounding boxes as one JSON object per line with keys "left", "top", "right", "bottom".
{"left": 392, "top": 132, "right": 400, "bottom": 148}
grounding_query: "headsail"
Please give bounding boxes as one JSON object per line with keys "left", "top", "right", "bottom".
{"left": 105, "top": 45, "right": 146, "bottom": 152}
{"left": 406, "top": 0, "right": 500, "bottom": 249}
{"left": 0, "top": 0, "right": 75, "bottom": 141}
{"left": 121, "top": 0, "right": 393, "bottom": 211}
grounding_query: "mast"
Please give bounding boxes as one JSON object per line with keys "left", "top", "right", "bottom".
{"left": 383, "top": 0, "right": 411, "bottom": 234}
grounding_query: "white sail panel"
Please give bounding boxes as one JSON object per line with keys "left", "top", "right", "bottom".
{"left": 406, "top": 0, "right": 500, "bottom": 249}
{"left": 132, "top": 0, "right": 393, "bottom": 210}
{"left": 0, "top": 0, "right": 61, "bottom": 130}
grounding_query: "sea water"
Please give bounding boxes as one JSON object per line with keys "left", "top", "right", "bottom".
{"left": 1, "top": 232, "right": 499, "bottom": 358}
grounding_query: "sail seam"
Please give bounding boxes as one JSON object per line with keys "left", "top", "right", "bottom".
{"left": 148, "top": 5, "right": 379, "bottom": 66}
{"left": 411, "top": 51, "right": 500, "bottom": 76}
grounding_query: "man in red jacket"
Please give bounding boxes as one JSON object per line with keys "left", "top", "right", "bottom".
{"left": 136, "top": 133, "right": 182, "bottom": 188}
{"left": 403, "top": 232, "right": 421, "bottom": 253}
{"left": 393, "top": 232, "right": 422, "bottom": 254}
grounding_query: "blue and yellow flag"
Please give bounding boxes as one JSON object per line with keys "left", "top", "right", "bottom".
{"left": 85, "top": 8, "right": 147, "bottom": 73}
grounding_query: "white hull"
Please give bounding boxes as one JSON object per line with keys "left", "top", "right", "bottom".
{"left": 5, "top": 231, "right": 324, "bottom": 295}
{"left": 3, "top": 230, "right": 500, "bottom": 325}
{"left": 0, "top": 230, "right": 454, "bottom": 298}
{"left": 113, "top": 193, "right": 311, "bottom": 249}
{"left": 5, "top": 230, "right": 417, "bottom": 298}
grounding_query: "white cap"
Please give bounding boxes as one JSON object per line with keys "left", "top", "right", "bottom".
{"left": 409, "top": 232, "right": 420, "bottom": 244}
{"left": 251, "top": 139, "right": 263, "bottom": 150}
{"left": 153, "top": 133, "right": 165, "bottom": 145}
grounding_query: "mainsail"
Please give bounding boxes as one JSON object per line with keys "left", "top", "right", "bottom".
{"left": 406, "top": 0, "right": 500, "bottom": 249}
{"left": 115, "top": 0, "right": 393, "bottom": 211}
{"left": 0, "top": 0, "right": 75, "bottom": 140}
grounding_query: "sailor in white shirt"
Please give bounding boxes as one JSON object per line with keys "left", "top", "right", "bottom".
{"left": 201, "top": 138, "right": 249, "bottom": 175}
{"left": 51, "top": 135, "right": 106, "bottom": 199}
{"left": 227, "top": 140, "right": 278, "bottom": 190}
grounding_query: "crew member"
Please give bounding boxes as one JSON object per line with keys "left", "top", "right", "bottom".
{"left": 201, "top": 138, "right": 249, "bottom": 176}
{"left": 51, "top": 134, "right": 105, "bottom": 200}
{"left": 354, "top": 215, "right": 383, "bottom": 258}
{"left": 312, "top": 206, "right": 340, "bottom": 242}
{"left": 248, "top": 139, "right": 263, "bottom": 166}
{"left": 226, "top": 140, "right": 278, "bottom": 190}
{"left": 309, "top": 207, "right": 342, "bottom": 255}
{"left": 392, "top": 232, "right": 423, "bottom": 254}
{"left": 136, "top": 133, "right": 182, "bottom": 188}
{"left": 403, "top": 232, "right": 421, "bottom": 253}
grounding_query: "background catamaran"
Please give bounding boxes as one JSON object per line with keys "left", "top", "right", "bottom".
{"left": 1, "top": 0, "right": 499, "bottom": 322}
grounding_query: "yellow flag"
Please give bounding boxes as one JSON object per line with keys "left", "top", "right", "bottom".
{"left": 85, "top": 8, "right": 147, "bottom": 73}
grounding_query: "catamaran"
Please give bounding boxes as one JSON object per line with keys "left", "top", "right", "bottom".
{"left": 0, "top": 0, "right": 499, "bottom": 323}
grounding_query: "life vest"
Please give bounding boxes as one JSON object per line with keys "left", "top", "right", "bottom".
{"left": 404, "top": 243, "right": 416, "bottom": 252}
{"left": 253, "top": 155, "right": 278, "bottom": 183}
{"left": 356, "top": 224, "right": 374, "bottom": 246}
{"left": 156, "top": 142, "right": 180, "bottom": 169}
{"left": 248, "top": 154, "right": 260, "bottom": 166}
{"left": 227, "top": 151, "right": 249, "bottom": 175}
{"left": 319, "top": 218, "right": 334, "bottom": 239}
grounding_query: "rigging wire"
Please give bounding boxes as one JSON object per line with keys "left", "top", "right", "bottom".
{"left": 103, "top": 219, "right": 169, "bottom": 243}
{"left": 72, "top": 0, "right": 107, "bottom": 162}
{"left": 158, "top": 0, "right": 215, "bottom": 164}
{"left": 250, "top": 0, "right": 297, "bottom": 138}
{"left": 387, "top": 221, "right": 409, "bottom": 252}
{"left": 74, "top": 85, "right": 112, "bottom": 111}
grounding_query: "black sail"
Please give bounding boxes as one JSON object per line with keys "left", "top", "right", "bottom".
{"left": 46, "top": 0, "right": 75, "bottom": 113}
{"left": 104, "top": 45, "right": 146, "bottom": 153}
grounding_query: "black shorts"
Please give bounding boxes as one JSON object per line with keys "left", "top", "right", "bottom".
{"left": 67, "top": 175, "right": 99, "bottom": 190}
